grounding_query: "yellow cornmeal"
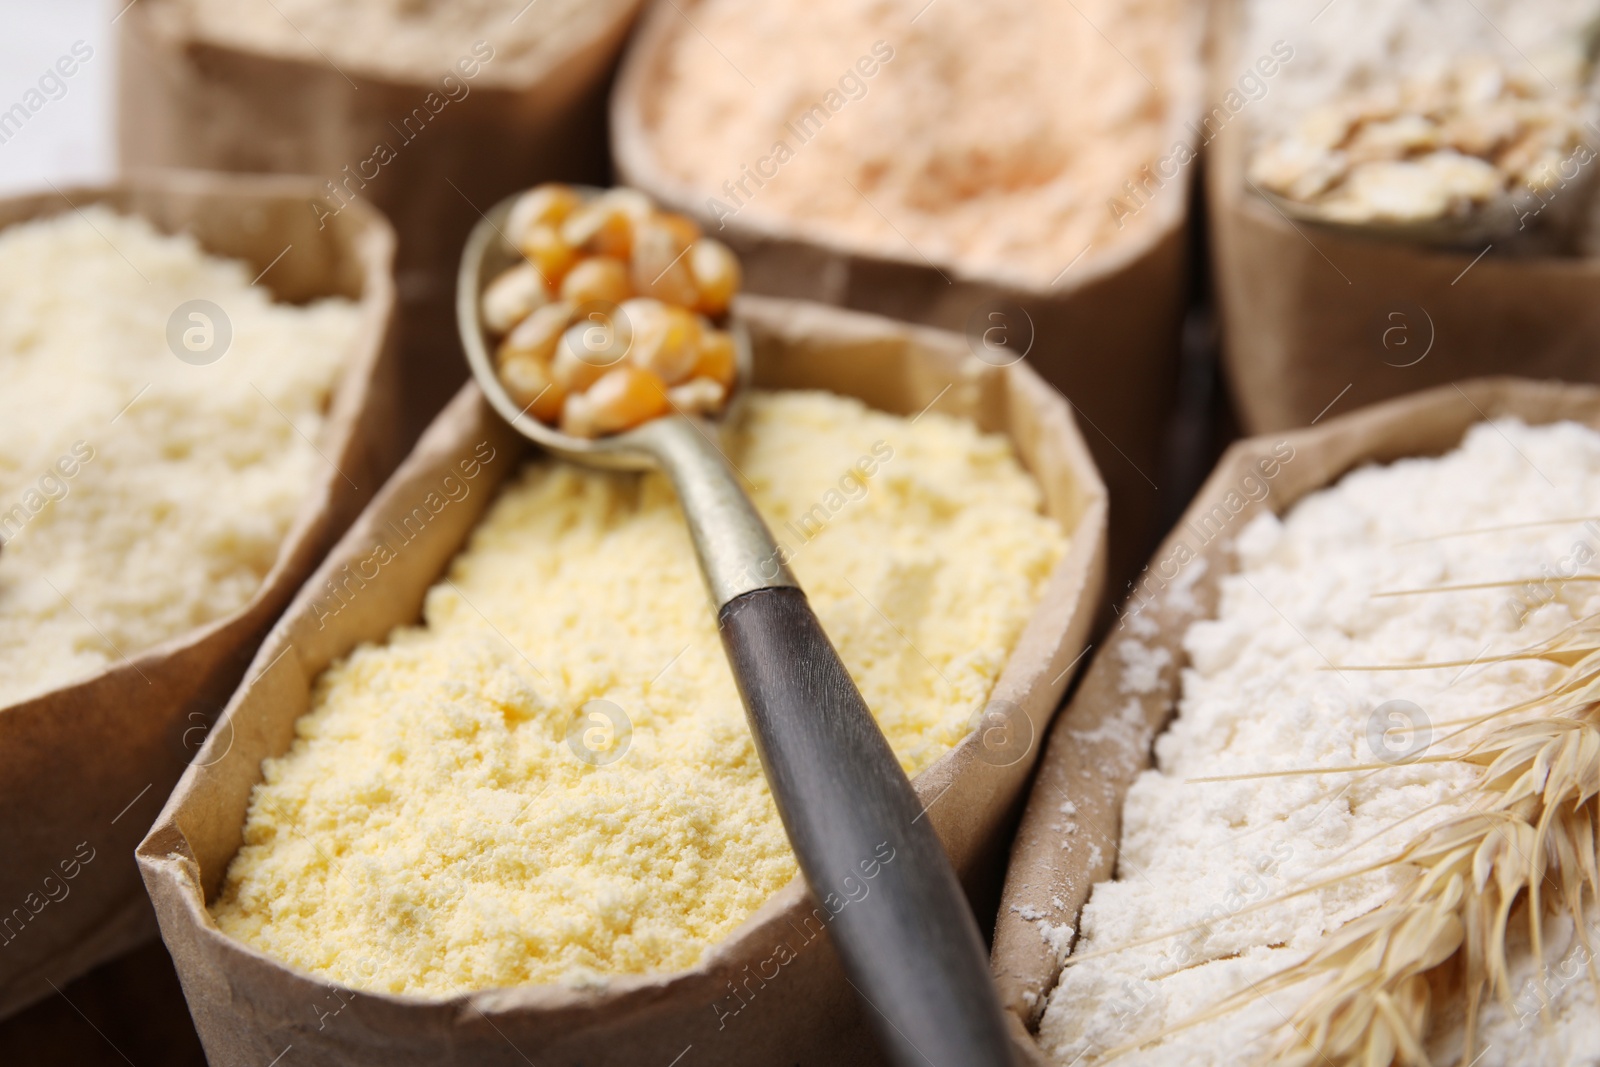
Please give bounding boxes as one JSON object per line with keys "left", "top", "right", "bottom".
{"left": 212, "top": 390, "right": 1067, "bottom": 995}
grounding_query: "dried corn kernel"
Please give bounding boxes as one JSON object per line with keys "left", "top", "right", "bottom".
{"left": 667, "top": 377, "right": 727, "bottom": 416}
{"left": 598, "top": 187, "right": 655, "bottom": 221}
{"left": 630, "top": 219, "right": 700, "bottom": 307}
{"left": 560, "top": 256, "right": 633, "bottom": 306}
{"left": 488, "top": 184, "right": 744, "bottom": 437}
{"left": 496, "top": 301, "right": 573, "bottom": 367}
{"left": 692, "top": 328, "right": 738, "bottom": 389}
{"left": 508, "top": 184, "right": 581, "bottom": 238}
{"left": 561, "top": 203, "right": 633, "bottom": 259}
{"left": 559, "top": 391, "right": 598, "bottom": 438}
{"left": 659, "top": 212, "right": 702, "bottom": 247}
{"left": 584, "top": 366, "right": 671, "bottom": 435}
{"left": 481, "top": 263, "right": 550, "bottom": 336}
{"left": 689, "top": 238, "right": 741, "bottom": 315}
{"left": 622, "top": 298, "right": 701, "bottom": 385}
{"left": 553, "top": 315, "right": 629, "bottom": 393}
{"left": 520, "top": 224, "right": 579, "bottom": 288}
{"left": 499, "top": 355, "right": 566, "bottom": 423}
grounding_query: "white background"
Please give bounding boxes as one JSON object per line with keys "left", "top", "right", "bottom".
{"left": 0, "top": 0, "right": 115, "bottom": 195}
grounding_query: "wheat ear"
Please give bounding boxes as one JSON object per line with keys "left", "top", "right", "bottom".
{"left": 1258, "top": 637, "right": 1600, "bottom": 1066}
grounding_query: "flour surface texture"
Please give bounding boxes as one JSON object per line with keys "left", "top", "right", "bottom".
{"left": 213, "top": 390, "right": 1067, "bottom": 995}
{"left": 641, "top": 0, "right": 1187, "bottom": 285}
{"left": 1040, "top": 420, "right": 1600, "bottom": 1066}
{"left": 165, "top": 0, "right": 618, "bottom": 83}
{"left": 0, "top": 208, "right": 360, "bottom": 707}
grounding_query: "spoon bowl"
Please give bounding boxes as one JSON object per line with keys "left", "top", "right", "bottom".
{"left": 456, "top": 188, "right": 753, "bottom": 472}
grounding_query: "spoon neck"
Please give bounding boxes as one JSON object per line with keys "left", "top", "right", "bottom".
{"left": 645, "top": 415, "right": 798, "bottom": 609}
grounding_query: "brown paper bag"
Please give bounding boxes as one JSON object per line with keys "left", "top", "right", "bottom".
{"left": 138, "top": 294, "right": 1107, "bottom": 1066}
{"left": 609, "top": 0, "right": 1202, "bottom": 590}
{"left": 0, "top": 171, "right": 400, "bottom": 1020}
{"left": 990, "top": 375, "right": 1600, "bottom": 1063}
{"left": 117, "top": 0, "right": 646, "bottom": 440}
{"left": 1208, "top": 0, "right": 1600, "bottom": 435}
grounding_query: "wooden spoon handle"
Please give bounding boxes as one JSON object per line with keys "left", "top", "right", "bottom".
{"left": 719, "top": 586, "right": 1017, "bottom": 1067}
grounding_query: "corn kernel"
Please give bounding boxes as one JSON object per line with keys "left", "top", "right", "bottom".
{"left": 499, "top": 355, "right": 566, "bottom": 423}
{"left": 559, "top": 391, "right": 599, "bottom": 438}
{"left": 480, "top": 262, "right": 550, "bottom": 336}
{"left": 658, "top": 212, "right": 702, "bottom": 248}
{"left": 496, "top": 301, "right": 573, "bottom": 367}
{"left": 560, "top": 256, "right": 633, "bottom": 306}
{"left": 623, "top": 298, "right": 701, "bottom": 384}
{"left": 553, "top": 315, "right": 629, "bottom": 393}
{"left": 520, "top": 224, "right": 578, "bottom": 288}
{"left": 692, "top": 328, "right": 738, "bottom": 389}
{"left": 508, "top": 184, "right": 582, "bottom": 241}
{"left": 689, "top": 238, "right": 741, "bottom": 316}
{"left": 561, "top": 203, "right": 633, "bottom": 259}
{"left": 630, "top": 219, "right": 700, "bottom": 308}
{"left": 667, "top": 377, "right": 727, "bottom": 416}
{"left": 598, "top": 187, "right": 655, "bottom": 222}
{"left": 488, "top": 186, "right": 750, "bottom": 440}
{"left": 584, "top": 366, "right": 671, "bottom": 435}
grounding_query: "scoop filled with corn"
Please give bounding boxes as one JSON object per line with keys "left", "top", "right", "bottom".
{"left": 457, "top": 185, "right": 1021, "bottom": 1067}
{"left": 1249, "top": 56, "right": 1597, "bottom": 246}
{"left": 479, "top": 184, "right": 742, "bottom": 438}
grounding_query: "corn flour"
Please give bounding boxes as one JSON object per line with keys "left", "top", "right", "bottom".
{"left": 212, "top": 390, "right": 1067, "bottom": 995}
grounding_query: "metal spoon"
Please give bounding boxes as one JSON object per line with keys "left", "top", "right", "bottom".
{"left": 458, "top": 189, "right": 1017, "bottom": 1067}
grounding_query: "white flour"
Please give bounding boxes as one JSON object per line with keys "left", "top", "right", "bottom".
{"left": 1039, "top": 419, "right": 1600, "bottom": 1065}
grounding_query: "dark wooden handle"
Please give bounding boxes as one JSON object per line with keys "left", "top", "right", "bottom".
{"left": 719, "top": 586, "right": 1016, "bottom": 1067}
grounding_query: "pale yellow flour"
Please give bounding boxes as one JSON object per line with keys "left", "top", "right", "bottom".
{"left": 213, "top": 390, "right": 1066, "bottom": 995}
{"left": 0, "top": 208, "right": 360, "bottom": 707}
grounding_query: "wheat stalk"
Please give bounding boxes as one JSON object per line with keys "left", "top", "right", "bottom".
{"left": 1262, "top": 760, "right": 1596, "bottom": 1066}
{"left": 1080, "top": 603, "right": 1600, "bottom": 1066}
{"left": 1203, "top": 611, "right": 1600, "bottom": 1066}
